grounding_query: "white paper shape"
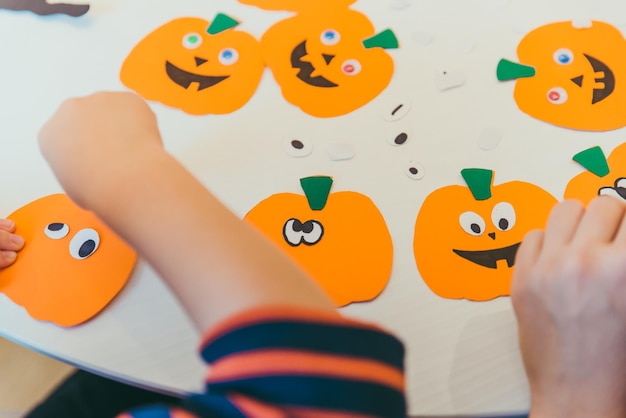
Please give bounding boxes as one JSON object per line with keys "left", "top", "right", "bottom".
{"left": 477, "top": 127, "right": 503, "bottom": 151}
{"left": 456, "top": 40, "right": 474, "bottom": 54}
{"left": 282, "top": 137, "right": 313, "bottom": 158}
{"left": 406, "top": 161, "right": 426, "bottom": 180}
{"left": 572, "top": 18, "right": 593, "bottom": 29}
{"left": 436, "top": 69, "right": 466, "bottom": 91}
{"left": 390, "top": 0, "right": 411, "bottom": 10}
{"left": 412, "top": 31, "right": 433, "bottom": 46}
{"left": 383, "top": 99, "right": 412, "bottom": 122}
{"left": 326, "top": 143, "right": 355, "bottom": 161}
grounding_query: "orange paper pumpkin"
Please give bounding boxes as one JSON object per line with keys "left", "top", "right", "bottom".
{"left": 413, "top": 169, "right": 557, "bottom": 301}
{"left": 0, "top": 194, "right": 137, "bottom": 327}
{"left": 120, "top": 14, "right": 264, "bottom": 115}
{"left": 244, "top": 176, "right": 393, "bottom": 307}
{"left": 239, "top": 0, "right": 398, "bottom": 117}
{"left": 497, "top": 20, "right": 626, "bottom": 131}
{"left": 565, "top": 144, "right": 626, "bottom": 205}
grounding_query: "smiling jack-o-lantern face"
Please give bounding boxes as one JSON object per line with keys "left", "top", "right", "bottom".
{"left": 498, "top": 20, "right": 626, "bottom": 131}
{"left": 565, "top": 144, "right": 626, "bottom": 205}
{"left": 413, "top": 169, "right": 557, "bottom": 301}
{"left": 244, "top": 176, "right": 393, "bottom": 307}
{"left": 120, "top": 14, "right": 263, "bottom": 115}
{"left": 0, "top": 194, "right": 136, "bottom": 327}
{"left": 239, "top": 0, "right": 398, "bottom": 117}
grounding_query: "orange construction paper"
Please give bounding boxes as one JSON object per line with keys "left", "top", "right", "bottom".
{"left": 565, "top": 142, "right": 626, "bottom": 205}
{"left": 242, "top": 0, "right": 396, "bottom": 117}
{"left": 413, "top": 178, "right": 557, "bottom": 301}
{"left": 244, "top": 188, "right": 393, "bottom": 307}
{"left": 510, "top": 20, "right": 626, "bottom": 131}
{"left": 0, "top": 194, "right": 137, "bottom": 327}
{"left": 120, "top": 16, "right": 264, "bottom": 116}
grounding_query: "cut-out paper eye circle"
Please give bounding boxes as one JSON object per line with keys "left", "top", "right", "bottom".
{"left": 553, "top": 48, "right": 574, "bottom": 65}
{"left": 44, "top": 223, "right": 69, "bottom": 240}
{"left": 342, "top": 59, "right": 362, "bottom": 76}
{"left": 547, "top": 87, "right": 568, "bottom": 105}
{"left": 491, "top": 202, "right": 516, "bottom": 231}
{"left": 320, "top": 29, "right": 341, "bottom": 46}
{"left": 219, "top": 48, "right": 239, "bottom": 65}
{"left": 405, "top": 161, "right": 425, "bottom": 180}
{"left": 459, "top": 211, "right": 486, "bottom": 236}
{"left": 599, "top": 178, "right": 626, "bottom": 200}
{"left": 383, "top": 100, "right": 412, "bottom": 122}
{"left": 183, "top": 33, "right": 203, "bottom": 49}
{"left": 69, "top": 228, "right": 100, "bottom": 260}
{"left": 282, "top": 137, "right": 313, "bottom": 158}
{"left": 283, "top": 218, "right": 324, "bottom": 246}
{"left": 388, "top": 131, "right": 410, "bottom": 146}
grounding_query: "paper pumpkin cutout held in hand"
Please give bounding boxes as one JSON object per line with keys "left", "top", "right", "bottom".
{"left": 413, "top": 169, "right": 557, "bottom": 301}
{"left": 497, "top": 20, "right": 626, "bottom": 131}
{"left": 565, "top": 144, "right": 626, "bottom": 205}
{"left": 239, "top": 0, "right": 398, "bottom": 117}
{"left": 120, "top": 14, "right": 264, "bottom": 115}
{"left": 244, "top": 176, "right": 393, "bottom": 307}
{"left": 0, "top": 194, "right": 136, "bottom": 327}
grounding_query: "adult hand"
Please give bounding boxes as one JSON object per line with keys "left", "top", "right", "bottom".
{"left": 0, "top": 218, "right": 24, "bottom": 268}
{"left": 511, "top": 197, "right": 626, "bottom": 418}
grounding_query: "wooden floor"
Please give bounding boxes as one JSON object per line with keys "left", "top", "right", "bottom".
{"left": 0, "top": 337, "right": 74, "bottom": 417}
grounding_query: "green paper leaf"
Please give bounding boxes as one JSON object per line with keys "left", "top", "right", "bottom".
{"left": 573, "top": 146, "right": 610, "bottom": 178}
{"left": 300, "top": 176, "right": 333, "bottom": 211}
{"left": 207, "top": 13, "right": 239, "bottom": 35}
{"left": 497, "top": 59, "right": 536, "bottom": 81}
{"left": 363, "top": 29, "right": 399, "bottom": 50}
{"left": 461, "top": 169, "right": 494, "bottom": 201}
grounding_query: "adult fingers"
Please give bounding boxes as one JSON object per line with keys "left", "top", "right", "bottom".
{"left": 511, "top": 229, "right": 544, "bottom": 298}
{"left": 612, "top": 201, "right": 626, "bottom": 245}
{"left": 0, "top": 230, "right": 24, "bottom": 252}
{"left": 541, "top": 200, "right": 584, "bottom": 255}
{"left": 0, "top": 251, "right": 17, "bottom": 269}
{"left": 572, "top": 196, "right": 626, "bottom": 246}
{"left": 0, "top": 219, "right": 15, "bottom": 233}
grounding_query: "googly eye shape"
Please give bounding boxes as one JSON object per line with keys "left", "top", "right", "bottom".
{"left": 553, "top": 48, "right": 574, "bottom": 65}
{"left": 69, "top": 228, "right": 100, "bottom": 260}
{"left": 405, "top": 161, "right": 425, "bottom": 180}
{"left": 183, "top": 33, "right": 203, "bottom": 49}
{"left": 387, "top": 131, "right": 410, "bottom": 146}
{"left": 547, "top": 87, "right": 568, "bottom": 105}
{"left": 320, "top": 29, "right": 340, "bottom": 46}
{"left": 491, "top": 202, "right": 516, "bottom": 231}
{"left": 219, "top": 48, "right": 239, "bottom": 65}
{"left": 282, "top": 137, "right": 313, "bottom": 158}
{"left": 44, "top": 223, "right": 69, "bottom": 240}
{"left": 282, "top": 219, "right": 324, "bottom": 247}
{"left": 342, "top": 59, "right": 362, "bottom": 76}
{"left": 460, "top": 211, "right": 486, "bottom": 236}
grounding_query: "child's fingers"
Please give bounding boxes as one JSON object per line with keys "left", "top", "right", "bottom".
{"left": 541, "top": 200, "right": 584, "bottom": 255}
{"left": 0, "top": 251, "right": 17, "bottom": 268}
{"left": 572, "top": 196, "right": 626, "bottom": 246}
{"left": 0, "top": 219, "right": 15, "bottom": 233}
{"left": 0, "top": 230, "right": 24, "bottom": 252}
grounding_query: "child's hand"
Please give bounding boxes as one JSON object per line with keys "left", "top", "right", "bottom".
{"left": 511, "top": 197, "right": 626, "bottom": 418}
{"left": 0, "top": 218, "right": 24, "bottom": 268}
{"left": 38, "top": 92, "right": 163, "bottom": 209}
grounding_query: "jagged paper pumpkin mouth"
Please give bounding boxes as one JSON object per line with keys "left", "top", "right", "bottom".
{"left": 290, "top": 41, "right": 339, "bottom": 88}
{"left": 165, "top": 61, "right": 229, "bottom": 91}
{"left": 453, "top": 243, "right": 521, "bottom": 269}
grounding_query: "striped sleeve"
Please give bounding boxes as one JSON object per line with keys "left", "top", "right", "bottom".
{"left": 121, "top": 305, "right": 406, "bottom": 418}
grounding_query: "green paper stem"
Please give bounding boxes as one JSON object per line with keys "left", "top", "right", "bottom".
{"left": 300, "top": 176, "right": 333, "bottom": 211}
{"left": 573, "top": 146, "right": 610, "bottom": 178}
{"left": 363, "top": 29, "right": 399, "bottom": 50}
{"left": 497, "top": 59, "right": 536, "bottom": 81}
{"left": 461, "top": 169, "right": 494, "bottom": 201}
{"left": 207, "top": 13, "right": 239, "bottom": 35}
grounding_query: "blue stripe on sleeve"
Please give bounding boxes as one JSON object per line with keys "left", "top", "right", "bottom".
{"left": 201, "top": 321, "right": 404, "bottom": 370}
{"left": 183, "top": 393, "right": 248, "bottom": 418}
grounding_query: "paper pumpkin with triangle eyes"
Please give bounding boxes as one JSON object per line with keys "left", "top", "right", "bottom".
{"left": 565, "top": 144, "right": 626, "bottom": 205}
{"left": 244, "top": 176, "right": 393, "bottom": 307}
{"left": 120, "top": 14, "right": 263, "bottom": 115}
{"left": 497, "top": 20, "right": 626, "bottom": 131}
{"left": 0, "top": 194, "right": 136, "bottom": 327}
{"left": 238, "top": 0, "right": 399, "bottom": 117}
{"left": 413, "top": 169, "right": 557, "bottom": 301}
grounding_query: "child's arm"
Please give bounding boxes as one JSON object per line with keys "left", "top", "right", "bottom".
{"left": 511, "top": 197, "right": 626, "bottom": 418}
{"left": 0, "top": 218, "right": 24, "bottom": 268}
{"left": 38, "top": 92, "right": 334, "bottom": 332}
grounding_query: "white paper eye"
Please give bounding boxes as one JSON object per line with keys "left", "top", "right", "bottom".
{"left": 388, "top": 131, "right": 410, "bottom": 146}
{"left": 69, "top": 228, "right": 100, "bottom": 260}
{"left": 460, "top": 211, "right": 486, "bottom": 236}
{"left": 491, "top": 202, "right": 516, "bottom": 231}
{"left": 282, "top": 219, "right": 324, "bottom": 246}
{"left": 547, "top": 87, "right": 568, "bottom": 105}
{"left": 341, "top": 59, "right": 362, "bottom": 76}
{"left": 553, "top": 48, "right": 574, "bottom": 65}
{"left": 282, "top": 137, "right": 313, "bottom": 158}
{"left": 44, "top": 223, "right": 69, "bottom": 240}
{"left": 183, "top": 33, "right": 203, "bottom": 49}
{"left": 405, "top": 161, "right": 425, "bottom": 180}
{"left": 219, "top": 48, "right": 239, "bottom": 65}
{"left": 320, "top": 29, "right": 341, "bottom": 46}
